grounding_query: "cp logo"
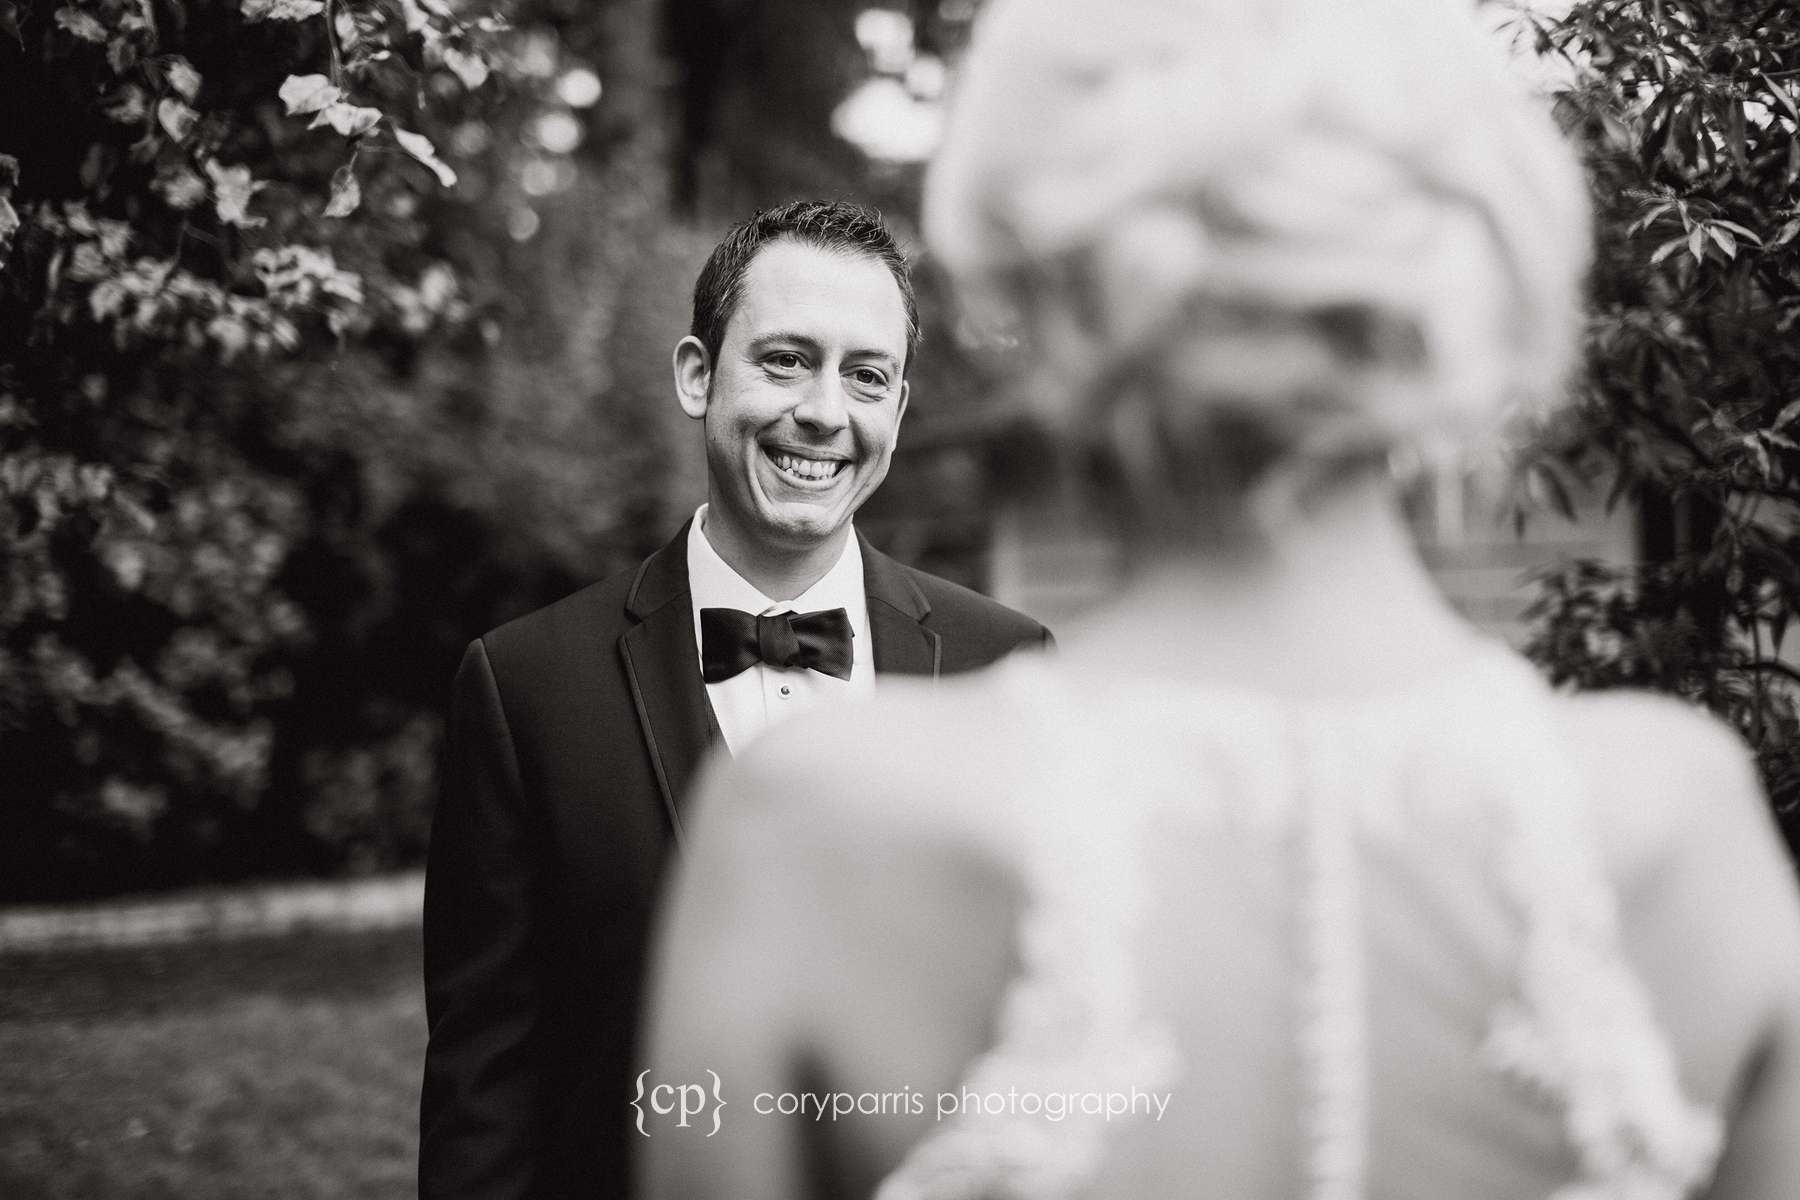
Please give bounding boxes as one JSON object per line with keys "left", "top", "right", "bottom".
{"left": 630, "top": 1069, "right": 726, "bottom": 1137}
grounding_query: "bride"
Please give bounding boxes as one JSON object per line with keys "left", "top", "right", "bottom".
{"left": 637, "top": 0, "right": 1800, "bottom": 1196}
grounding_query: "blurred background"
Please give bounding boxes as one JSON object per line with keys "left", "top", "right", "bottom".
{"left": 1, "top": 0, "right": 1798, "bottom": 1195}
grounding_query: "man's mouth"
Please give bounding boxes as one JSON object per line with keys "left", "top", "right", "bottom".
{"left": 765, "top": 448, "right": 849, "bottom": 484}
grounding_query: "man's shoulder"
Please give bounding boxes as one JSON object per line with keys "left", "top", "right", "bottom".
{"left": 477, "top": 559, "right": 646, "bottom": 665}
{"left": 896, "top": 560, "right": 1049, "bottom": 647}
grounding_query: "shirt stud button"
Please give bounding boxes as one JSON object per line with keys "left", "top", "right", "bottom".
{"left": 779, "top": 685, "right": 791, "bottom": 697}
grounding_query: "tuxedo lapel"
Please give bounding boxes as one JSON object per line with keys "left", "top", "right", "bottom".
{"left": 860, "top": 534, "right": 941, "bottom": 679}
{"left": 619, "top": 524, "right": 720, "bottom": 845}
{"left": 621, "top": 529, "right": 936, "bottom": 844}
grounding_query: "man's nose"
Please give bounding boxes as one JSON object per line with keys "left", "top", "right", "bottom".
{"left": 791, "top": 374, "right": 850, "bottom": 434}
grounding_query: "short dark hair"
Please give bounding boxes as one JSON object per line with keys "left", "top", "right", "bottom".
{"left": 689, "top": 200, "right": 920, "bottom": 374}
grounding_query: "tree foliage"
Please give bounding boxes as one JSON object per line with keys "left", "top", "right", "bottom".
{"left": 0, "top": 0, "right": 667, "bottom": 898}
{"left": 1506, "top": 0, "right": 1800, "bottom": 855}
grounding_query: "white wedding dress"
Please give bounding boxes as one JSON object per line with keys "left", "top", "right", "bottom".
{"left": 869, "top": 642, "right": 1726, "bottom": 1200}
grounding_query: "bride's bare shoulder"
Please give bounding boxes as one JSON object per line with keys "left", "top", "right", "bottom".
{"left": 1554, "top": 689, "right": 1763, "bottom": 879}
{"left": 1558, "top": 690, "right": 1757, "bottom": 838}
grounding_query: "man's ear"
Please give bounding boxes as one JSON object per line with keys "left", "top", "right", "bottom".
{"left": 673, "top": 336, "right": 711, "bottom": 420}
{"left": 893, "top": 379, "right": 910, "bottom": 439}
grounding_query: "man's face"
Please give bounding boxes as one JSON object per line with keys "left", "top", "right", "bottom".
{"left": 677, "top": 238, "right": 910, "bottom": 562}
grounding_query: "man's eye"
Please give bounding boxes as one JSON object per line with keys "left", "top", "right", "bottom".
{"left": 849, "top": 367, "right": 889, "bottom": 391}
{"left": 766, "top": 352, "right": 805, "bottom": 372}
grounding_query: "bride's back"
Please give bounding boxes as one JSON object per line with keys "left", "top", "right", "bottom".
{"left": 673, "top": 645, "right": 1791, "bottom": 1200}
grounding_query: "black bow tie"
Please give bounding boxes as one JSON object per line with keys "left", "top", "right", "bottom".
{"left": 699, "top": 607, "right": 854, "bottom": 683}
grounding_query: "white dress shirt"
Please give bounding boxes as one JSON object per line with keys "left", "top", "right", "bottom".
{"left": 686, "top": 504, "right": 875, "bottom": 754}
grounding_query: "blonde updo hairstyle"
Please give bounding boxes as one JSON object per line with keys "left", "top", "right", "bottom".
{"left": 923, "top": 0, "right": 1592, "bottom": 536}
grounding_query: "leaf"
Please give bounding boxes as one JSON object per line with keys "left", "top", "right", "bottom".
{"left": 54, "top": 6, "right": 108, "bottom": 41}
{"left": 156, "top": 98, "right": 199, "bottom": 142}
{"left": 1711, "top": 219, "right": 1763, "bottom": 246}
{"left": 1775, "top": 398, "right": 1800, "bottom": 431}
{"left": 0, "top": 153, "right": 17, "bottom": 190}
{"left": 103, "top": 84, "right": 149, "bottom": 125}
{"left": 107, "top": 33, "right": 141, "bottom": 74}
{"left": 311, "top": 101, "right": 382, "bottom": 138}
{"left": 442, "top": 47, "right": 491, "bottom": 90}
{"left": 1650, "top": 235, "right": 1688, "bottom": 266}
{"left": 1628, "top": 200, "right": 1676, "bottom": 238}
{"left": 1749, "top": 437, "right": 1772, "bottom": 479}
{"left": 1687, "top": 225, "right": 1707, "bottom": 264}
{"left": 279, "top": 73, "right": 339, "bottom": 115}
{"left": 0, "top": 1, "right": 22, "bottom": 47}
{"left": 0, "top": 195, "right": 17, "bottom": 268}
{"left": 393, "top": 127, "right": 457, "bottom": 187}
{"left": 241, "top": 0, "right": 324, "bottom": 20}
{"left": 1707, "top": 225, "right": 1738, "bottom": 259}
{"left": 1763, "top": 72, "right": 1800, "bottom": 124}
{"left": 1640, "top": 91, "right": 1676, "bottom": 169}
{"left": 165, "top": 57, "right": 203, "bottom": 102}
{"left": 324, "top": 164, "right": 361, "bottom": 218}
{"left": 1529, "top": 463, "right": 1576, "bottom": 521}
{"left": 67, "top": 242, "right": 109, "bottom": 281}
{"left": 152, "top": 163, "right": 207, "bottom": 210}
{"left": 204, "top": 160, "right": 267, "bottom": 228}
{"left": 1726, "top": 101, "right": 1748, "bottom": 171}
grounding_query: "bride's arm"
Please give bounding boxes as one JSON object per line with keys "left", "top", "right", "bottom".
{"left": 1583, "top": 699, "right": 1800, "bottom": 1199}
{"left": 633, "top": 754, "right": 815, "bottom": 1200}
{"left": 634, "top": 713, "right": 1021, "bottom": 1200}
{"left": 1682, "top": 757, "right": 1800, "bottom": 1199}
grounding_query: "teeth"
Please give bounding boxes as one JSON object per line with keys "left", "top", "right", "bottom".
{"left": 771, "top": 452, "right": 843, "bottom": 481}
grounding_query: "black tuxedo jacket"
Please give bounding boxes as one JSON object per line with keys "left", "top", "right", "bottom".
{"left": 419, "top": 524, "right": 1050, "bottom": 1200}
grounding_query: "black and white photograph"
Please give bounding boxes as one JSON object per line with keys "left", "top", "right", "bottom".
{"left": 1, "top": 0, "right": 1798, "bottom": 1197}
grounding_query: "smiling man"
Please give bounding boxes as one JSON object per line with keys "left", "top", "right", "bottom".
{"left": 419, "top": 200, "right": 1050, "bottom": 1200}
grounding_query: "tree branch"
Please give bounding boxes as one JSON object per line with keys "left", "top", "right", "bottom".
{"left": 1619, "top": 388, "right": 1715, "bottom": 465}
{"left": 322, "top": 0, "right": 343, "bottom": 86}
{"left": 1743, "top": 659, "right": 1800, "bottom": 688}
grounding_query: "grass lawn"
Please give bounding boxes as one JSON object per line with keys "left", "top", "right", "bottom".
{"left": 0, "top": 928, "right": 424, "bottom": 1200}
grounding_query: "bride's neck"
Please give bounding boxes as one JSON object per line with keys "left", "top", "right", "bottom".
{"left": 1068, "top": 474, "right": 1477, "bottom": 696}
